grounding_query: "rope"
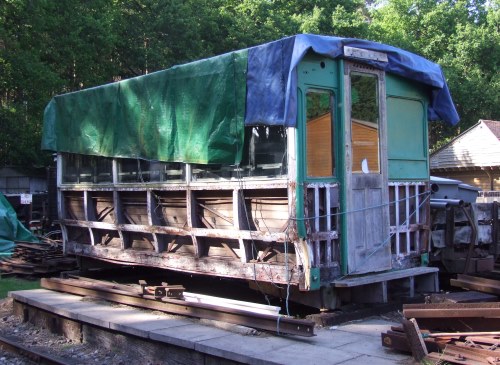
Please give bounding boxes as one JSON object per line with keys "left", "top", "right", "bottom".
{"left": 336, "top": 190, "right": 431, "bottom": 279}
{"left": 291, "top": 190, "right": 431, "bottom": 222}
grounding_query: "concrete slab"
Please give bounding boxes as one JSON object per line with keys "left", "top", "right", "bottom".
{"left": 8, "top": 289, "right": 82, "bottom": 304}
{"left": 9, "top": 290, "right": 83, "bottom": 313}
{"left": 9, "top": 289, "right": 53, "bottom": 302}
{"left": 110, "top": 312, "right": 192, "bottom": 338}
{"left": 335, "top": 318, "right": 398, "bottom": 337}
{"left": 338, "top": 354, "right": 411, "bottom": 365}
{"left": 10, "top": 289, "right": 413, "bottom": 365}
{"left": 75, "top": 305, "right": 136, "bottom": 328}
{"left": 199, "top": 333, "right": 366, "bottom": 365}
{"left": 150, "top": 324, "right": 231, "bottom": 350}
{"left": 250, "top": 342, "right": 361, "bottom": 365}
{"left": 193, "top": 333, "right": 293, "bottom": 364}
{"left": 308, "top": 327, "right": 372, "bottom": 349}
{"left": 336, "top": 334, "right": 409, "bottom": 361}
{"left": 45, "top": 301, "right": 112, "bottom": 322}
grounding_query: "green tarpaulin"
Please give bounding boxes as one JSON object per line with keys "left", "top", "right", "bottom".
{"left": 42, "top": 50, "right": 248, "bottom": 164}
{"left": 0, "top": 193, "right": 39, "bottom": 255}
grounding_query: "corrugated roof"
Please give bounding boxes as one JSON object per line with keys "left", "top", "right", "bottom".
{"left": 482, "top": 120, "right": 500, "bottom": 140}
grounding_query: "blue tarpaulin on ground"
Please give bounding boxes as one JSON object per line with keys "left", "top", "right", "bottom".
{"left": 245, "top": 34, "right": 459, "bottom": 127}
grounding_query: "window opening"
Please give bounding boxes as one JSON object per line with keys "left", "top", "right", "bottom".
{"left": 192, "top": 126, "right": 288, "bottom": 181}
{"left": 306, "top": 90, "right": 335, "bottom": 177}
{"left": 350, "top": 72, "right": 380, "bottom": 173}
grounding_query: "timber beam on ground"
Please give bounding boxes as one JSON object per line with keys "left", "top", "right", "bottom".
{"left": 40, "top": 277, "right": 315, "bottom": 337}
{"left": 403, "top": 302, "right": 500, "bottom": 319}
{"left": 451, "top": 274, "right": 500, "bottom": 295}
{"left": 402, "top": 302, "right": 500, "bottom": 332}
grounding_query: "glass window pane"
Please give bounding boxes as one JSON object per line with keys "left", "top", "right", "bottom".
{"left": 95, "top": 157, "right": 113, "bottom": 183}
{"left": 239, "top": 126, "right": 287, "bottom": 178}
{"left": 62, "top": 154, "right": 79, "bottom": 183}
{"left": 306, "top": 90, "right": 334, "bottom": 177}
{"left": 62, "top": 154, "right": 112, "bottom": 184}
{"left": 350, "top": 73, "right": 380, "bottom": 173}
{"left": 192, "top": 126, "right": 287, "bottom": 181}
{"left": 119, "top": 159, "right": 184, "bottom": 183}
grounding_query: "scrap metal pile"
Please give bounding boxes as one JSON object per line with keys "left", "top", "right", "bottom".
{"left": 0, "top": 240, "right": 78, "bottom": 276}
{"left": 382, "top": 299, "right": 500, "bottom": 364}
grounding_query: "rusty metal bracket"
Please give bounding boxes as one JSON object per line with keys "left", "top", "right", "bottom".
{"left": 139, "top": 280, "right": 185, "bottom": 299}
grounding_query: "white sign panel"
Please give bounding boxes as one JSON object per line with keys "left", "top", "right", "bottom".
{"left": 344, "top": 46, "right": 388, "bottom": 62}
{"left": 20, "top": 193, "right": 32, "bottom": 205}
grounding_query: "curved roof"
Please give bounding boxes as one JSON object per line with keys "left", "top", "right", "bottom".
{"left": 42, "top": 34, "right": 459, "bottom": 164}
{"left": 245, "top": 34, "right": 459, "bottom": 127}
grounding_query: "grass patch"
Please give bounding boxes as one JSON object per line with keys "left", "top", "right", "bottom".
{"left": 0, "top": 277, "right": 41, "bottom": 299}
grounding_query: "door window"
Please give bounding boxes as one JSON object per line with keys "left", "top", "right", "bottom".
{"left": 306, "top": 90, "right": 335, "bottom": 177}
{"left": 350, "top": 73, "right": 380, "bottom": 173}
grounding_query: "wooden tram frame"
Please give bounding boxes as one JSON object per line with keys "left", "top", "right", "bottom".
{"left": 54, "top": 48, "right": 441, "bottom": 309}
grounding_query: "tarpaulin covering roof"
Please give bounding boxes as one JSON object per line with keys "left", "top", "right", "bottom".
{"left": 43, "top": 50, "right": 247, "bottom": 164}
{"left": 42, "top": 34, "right": 459, "bottom": 164}
{"left": 245, "top": 34, "right": 459, "bottom": 127}
{"left": 0, "top": 193, "right": 39, "bottom": 255}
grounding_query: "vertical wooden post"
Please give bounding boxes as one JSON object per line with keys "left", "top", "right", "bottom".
{"left": 405, "top": 184, "right": 411, "bottom": 253}
{"left": 325, "top": 187, "right": 332, "bottom": 265}
{"left": 492, "top": 201, "right": 498, "bottom": 259}
{"left": 114, "top": 190, "right": 129, "bottom": 249}
{"left": 415, "top": 185, "right": 420, "bottom": 252}
{"left": 186, "top": 189, "right": 202, "bottom": 258}
{"left": 57, "top": 154, "right": 69, "bottom": 253}
{"left": 84, "top": 191, "right": 97, "bottom": 246}
{"left": 395, "top": 186, "right": 400, "bottom": 255}
{"left": 233, "top": 189, "right": 248, "bottom": 263}
{"left": 314, "top": 186, "right": 320, "bottom": 266}
{"left": 147, "top": 190, "right": 161, "bottom": 253}
{"left": 445, "top": 206, "right": 455, "bottom": 247}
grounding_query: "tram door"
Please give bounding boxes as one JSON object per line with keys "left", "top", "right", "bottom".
{"left": 343, "top": 61, "right": 391, "bottom": 274}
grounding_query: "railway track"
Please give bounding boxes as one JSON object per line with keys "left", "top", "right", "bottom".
{"left": 0, "top": 333, "right": 76, "bottom": 365}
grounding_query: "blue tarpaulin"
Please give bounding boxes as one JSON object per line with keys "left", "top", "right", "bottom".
{"left": 245, "top": 34, "right": 459, "bottom": 127}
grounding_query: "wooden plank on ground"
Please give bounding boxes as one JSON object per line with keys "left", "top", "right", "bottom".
{"left": 402, "top": 318, "right": 428, "bottom": 361}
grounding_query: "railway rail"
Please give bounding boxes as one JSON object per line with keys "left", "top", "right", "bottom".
{"left": 40, "top": 277, "right": 315, "bottom": 337}
{"left": 0, "top": 333, "right": 76, "bottom": 365}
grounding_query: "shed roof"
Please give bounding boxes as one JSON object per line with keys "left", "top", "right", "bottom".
{"left": 430, "top": 120, "right": 500, "bottom": 171}
{"left": 483, "top": 120, "right": 500, "bottom": 139}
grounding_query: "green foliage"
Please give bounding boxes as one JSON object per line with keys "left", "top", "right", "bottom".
{"left": 368, "top": 0, "right": 499, "bottom": 148}
{"left": 0, "top": 0, "right": 498, "bottom": 163}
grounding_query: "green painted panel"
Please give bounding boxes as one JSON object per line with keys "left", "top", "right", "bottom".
{"left": 296, "top": 54, "right": 340, "bottom": 238}
{"left": 386, "top": 73, "right": 427, "bottom": 99}
{"left": 386, "top": 74, "right": 429, "bottom": 180}
{"left": 388, "top": 160, "right": 428, "bottom": 179}
{"left": 298, "top": 54, "right": 338, "bottom": 88}
{"left": 387, "top": 97, "right": 426, "bottom": 160}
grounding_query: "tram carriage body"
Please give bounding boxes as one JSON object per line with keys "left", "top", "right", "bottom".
{"left": 42, "top": 35, "right": 459, "bottom": 309}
